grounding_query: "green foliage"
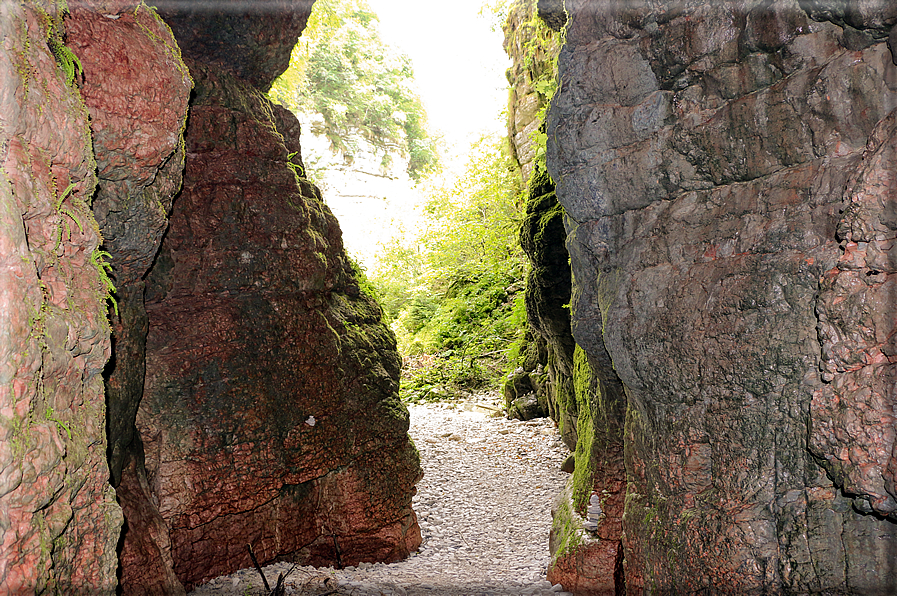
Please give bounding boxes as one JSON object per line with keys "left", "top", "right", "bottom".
{"left": 369, "top": 135, "right": 527, "bottom": 402}
{"left": 48, "top": 38, "right": 82, "bottom": 87}
{"left": 286, "top": 151, "right": 305, "bottom": 181}
{"left": 52, "top": 182, "right": 82, "bottom": 252}
{"left": 480, "top": 0, "right": 515, "bottom": 32}
{"left": 419, "top": 136, "right": 524, "bottom": 283}
{"left": 269, "top": 0, "right": 438, "bottom": 181}
{"left": 346, "top": 254, "right": 382, "bottom": 305}
{"left": 570, "top": 346, "right": 597, "bottom": 512}
{"left": 38, "top": 2, "right": 82, "bottom": 87}
{"left": 503, "top": 0, "right": 564, "bottom": 168}
{"left": 45, "top": 407, "right": 73, "bottom": 441}
{"left": 91, "top": 249, "right": 118, "bottom": 317}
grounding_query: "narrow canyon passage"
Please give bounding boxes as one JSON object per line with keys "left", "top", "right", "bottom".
{"left": 188, "top": 396, "right": 573, "bottom": 596}
{"left": 5, "top": 1, "right": 897, "bottom": 593}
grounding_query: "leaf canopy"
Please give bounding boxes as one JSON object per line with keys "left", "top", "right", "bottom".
{"left": 269, "top": 0, "right": 438, "bottom": 181}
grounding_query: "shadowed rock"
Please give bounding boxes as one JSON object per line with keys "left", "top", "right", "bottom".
{"left": 136, "top": 42, "right": 421, "bottom": 594}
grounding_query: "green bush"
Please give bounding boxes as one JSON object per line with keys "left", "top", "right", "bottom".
{"left": 268, "top": 0, "right": 438, "bottom": 182}
{"left": 369, "top": 135, "right": 527, "bottom": 401}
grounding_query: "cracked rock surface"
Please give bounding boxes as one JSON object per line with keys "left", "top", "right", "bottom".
{"left": 549, "top": 0, "right": 897, "bottom": 592}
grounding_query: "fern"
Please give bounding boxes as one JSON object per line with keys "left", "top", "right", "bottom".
{"left": 286, "top": 151, "right": 306, "bottom": 179}
{"left": 44, "top": 20, "right": 82, "bottom": 87}
{"left": 52, "top": 182, "right": 79, "bottom": 252}
{"left": 54, "top": 181, "right": 76, "bottom": 211}
{"left": 54, "top": 42, "right": 82, "bottom": 86}
{"left": 91, "top": 249, "right": 118, "bottom": 317}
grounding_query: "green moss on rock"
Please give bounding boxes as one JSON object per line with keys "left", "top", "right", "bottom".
{"left": 550, "top": 481, "right": 587, "bottom": 562}
{"left": 570, "top": 345, "right": 597, "bottom": 513}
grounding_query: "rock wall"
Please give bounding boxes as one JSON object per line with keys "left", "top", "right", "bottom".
{"left": 0, "top": 1, "right": 122, "bottom": 592}
{"left": 503, "top": 0, "right": 576, "bottom": 432}
{"left": 159, "top": 0, "right": 311, "bottom": 92}
{"left": 105, "top": 1, "right": 418, "bottom": 590}
{"left": 504, "top": 5, "right": 630, "bottom": 591}
{"left": 3, "top": 0, "right": 420, "bottom": 592}
{"left": 138, "top": 58, "right": 421, "bottom": 590}
{"left": 66, "top": 2, "right": 195, "bottom": 592}
{"left": 548, "top": 0, "right": 897, "bottom": 593}
{"left": 505, "top": 0, "right": 564, "bottom": 183}
{"left": 503, "top": 6, "right": 628, "bottom": 590}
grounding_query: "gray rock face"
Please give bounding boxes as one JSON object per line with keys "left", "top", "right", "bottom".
{"left": 549, "top": 0, "right": 897, "bottom": 592}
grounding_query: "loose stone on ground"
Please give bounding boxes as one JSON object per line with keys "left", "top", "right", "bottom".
{"left": 189, "top": 396, "right": 572, "bottom": 595}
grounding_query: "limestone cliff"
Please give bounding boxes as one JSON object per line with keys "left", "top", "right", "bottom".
{"left": 549, "top": 0, "right": 897, "bottom": 593}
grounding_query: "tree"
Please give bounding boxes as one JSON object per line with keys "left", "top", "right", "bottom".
{"left": 369, "top": 134, "right": 527, "bottom": 399}
{"left": 269, "top": 0, "right": 438, "bottom": 181}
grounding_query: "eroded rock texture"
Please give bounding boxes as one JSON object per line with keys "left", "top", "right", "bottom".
{"left": 547, "top": 346, "right": 626, "bottom": 596}
{"left": 813, "top": 110, "right": 897, "bottom": 521}
{"left": 137, "top": 58, "right": 420, "bottom": 590}
{"left": 66, "top": 3, "right": 194, "bottom": 593}
{"left": 0, "top": 1, "right": 122, "bottom": 592}
{"left": 504, "top": 6, "right": 629, "bottom": 590}
{"left": 3, "top": 0, "right": 417, "bottom": 592}
{"left": 549, "top": 0, "right": 897, "bottom": 592}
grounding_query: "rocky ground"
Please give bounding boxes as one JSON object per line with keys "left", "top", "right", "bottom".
{"left": 189, "top": 394, "right": 573, "bottom": 595}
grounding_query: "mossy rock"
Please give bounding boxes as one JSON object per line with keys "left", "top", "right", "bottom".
{"left": 509, "top": 392, "right": 546, "bottom": 420}
{"left": 503, "top": 367, "right": 534, "bottom": 409}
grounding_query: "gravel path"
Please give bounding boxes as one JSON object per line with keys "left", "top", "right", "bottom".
{"left": 190, "top": 397, "right": 572, "bottom": 596}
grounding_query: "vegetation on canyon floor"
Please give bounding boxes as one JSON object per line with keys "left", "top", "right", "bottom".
{"left": 270, "top": 0, "right": 562, "bottom": 403}
{"left": 360, "top": 0, "right": 562, "bottom": 404}
{"left": 368, "top": 135, "right": 528, "bottom": 402}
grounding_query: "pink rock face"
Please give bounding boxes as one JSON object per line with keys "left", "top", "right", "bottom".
{"left": 549, "top": 1, "right": 897, "bottom": 593}
{"left": 812, "top": 110, "right": 897, "bottom": 520}
{"left": 548, "top": 478, "right": 625, "bottom": 596}
{"left": 0, "top": 2, "right": 121, "bottom": 593}
{"left": 67, "top": 5, "right": 191, "bottom": 191}
{"left": 67, "top": 4, "right": 193, "bottom": 594}
{"left": 67, "top": 3, "right": 192, "bottom": 284}
{"left": 139, "top": 61, "right": 421, "bottom": 590}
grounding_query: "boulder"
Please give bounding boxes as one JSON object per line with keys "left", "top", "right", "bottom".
{"left": 509, "top": 393, "right": 545, "bottom": 421}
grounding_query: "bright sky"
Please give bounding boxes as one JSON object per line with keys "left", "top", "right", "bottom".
{"left": 365, "top": 0, "right": 511, "bottom": 158}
